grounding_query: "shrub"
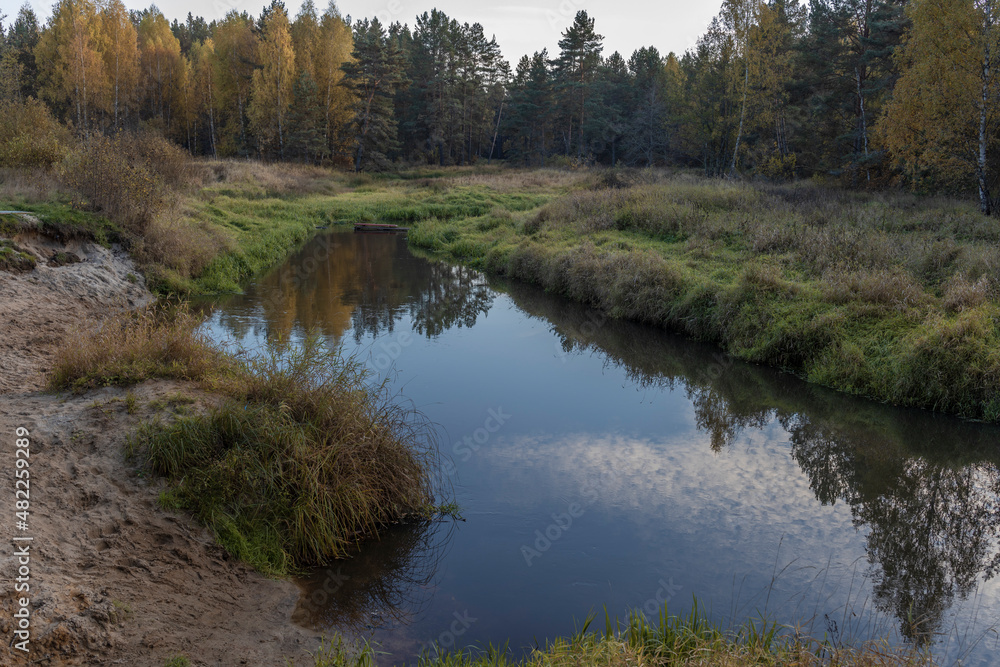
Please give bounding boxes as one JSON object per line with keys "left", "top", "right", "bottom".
{"left": 0, "top": 99, "right": 72, "bottom": 168}
{"left": 60, "top": 134, "right": 165, "bottom": 237}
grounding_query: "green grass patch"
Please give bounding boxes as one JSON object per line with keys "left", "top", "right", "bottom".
{"left": 1, "top": 202, "right": 123, "bottom": 247}
{"left": 126, "top": 336, "right": 436, "bottom": 574}
{"left": 0, "top": 239, "right": 37, "bottom": 272}
{"left": 330, "top": 604, "right": 927, "bottom": 667}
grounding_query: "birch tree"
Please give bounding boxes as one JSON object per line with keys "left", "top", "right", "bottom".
{"left": 249, "top": 2, "right": 296, "bottom": 158}
{"left": 881, "top": 0, "right": 1000, "bottom": 215}
{"left": 96, "top": 0, "right": 138, "bottom": 130}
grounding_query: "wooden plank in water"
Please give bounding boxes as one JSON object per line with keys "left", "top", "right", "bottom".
{"left": 353, "top": 223, "right": 410, "bottom": 232}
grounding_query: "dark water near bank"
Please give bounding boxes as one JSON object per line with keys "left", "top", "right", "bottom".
{"left": 201, "top": 229, "right": 1000, "bottom": 666}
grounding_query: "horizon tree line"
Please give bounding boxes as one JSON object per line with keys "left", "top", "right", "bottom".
{"left": 2, "top": 0, "right": 1000, "bottom": 213}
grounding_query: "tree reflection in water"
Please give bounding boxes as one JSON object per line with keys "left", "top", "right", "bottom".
{"left": 504, "top": 279, "right": 1000, "bottom": 646}
{"left": 209, "top": 231, "right": 494, "bottom": 347}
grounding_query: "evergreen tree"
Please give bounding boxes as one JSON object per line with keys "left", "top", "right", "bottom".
{"left": 623, "top": 47, "right": 669, "bottom": 166}
{"left": 504, "top": 50, "right": 553, "bottom": 165}
{"left": 552, "top": 10, "right": 604, "bottom": 159}
{"left": 8, "top": 5, "right": 39, "bottom": 101}
{"left": 287, "top": 69, "right": 325, "bottom": 162}
{"left": 342, "top": 17, "right": 406, "bottom": 171}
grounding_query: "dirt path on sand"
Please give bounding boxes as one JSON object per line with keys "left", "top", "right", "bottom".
{"left": 0, "top": 228, "right": 322, "bottom": 665}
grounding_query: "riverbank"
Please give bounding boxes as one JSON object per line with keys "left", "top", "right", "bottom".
{"left": 401, "top": 169, "right": 1000, "bottom": 422}
{"left": 0, "top": 225, "right": 327, "bottom": 664}
{"left": 132, "top": 161, "right": 999, "bottom": 424}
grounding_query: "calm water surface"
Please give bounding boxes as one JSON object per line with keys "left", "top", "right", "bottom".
{"left": 200, "top": 229, "right": 1000, "bottom": 666}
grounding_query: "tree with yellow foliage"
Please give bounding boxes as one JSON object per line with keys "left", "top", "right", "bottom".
{"left": 313, "top": 2, "right": 355, "bottom": 161}
{"left": 882, "top": 0, "right": 1000, "bottom": 214}
{"left": 137, "top": 10, "right": 184, "bottom": 132}
{"left": 189, "top": 38, "right": 219, "bottom": 156}
{"left": 35, "top": 0, "right": 108, "bottom": 132}
{"left": 213, "top": 11, "right": 257, "bottom": 156}
{"left": 96, "top": 0, "right": 138, "bottom": 130}
{"left": 249, "top": 2, "right": 296, "bottom": 158}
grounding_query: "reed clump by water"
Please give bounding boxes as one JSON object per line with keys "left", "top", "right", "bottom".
{"left": 49, "top": 309, "right": 437, "bottom": 576}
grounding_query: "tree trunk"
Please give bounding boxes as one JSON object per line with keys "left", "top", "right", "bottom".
{"left": 856, "top": 66, "right": 870, "bottom": 184}
{"left": 979, "top": 48, "right": 992, "bottom": 216}
{"left": 729, "top": 58, "right": 749, "bottom": 178}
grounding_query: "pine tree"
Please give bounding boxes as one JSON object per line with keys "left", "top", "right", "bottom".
{"left": 590, "top": 51, "right": 628, "bottom": 165}
{"left": 342, "top": 17, "right": 407, "bottom": 171}
{"left": 286, "top": 69, "right": 325, "bottom": 162}
{"left": 552, "top": 10, "right": 604, "bottom": 159}
{"left": 8, "top": 5, "right": 40, "bottom": 101}
{"left": 623, "top": 47, "right": 668, "bottom": 166}
{"left": 504, "top": 50, "right": 553, "bottom": 166}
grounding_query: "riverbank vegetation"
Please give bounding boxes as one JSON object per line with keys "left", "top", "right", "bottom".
{"left": 404, "top": 170, "right": 1000, "bottom": 422}
{"left": 302, "top": 609, "right": 930, "bottom": 667}
{"left": 12, "top": 159, "right": 1000, "bottom": 423}
{"left": 48, "top": 308, "right": 437, "bottom": 575}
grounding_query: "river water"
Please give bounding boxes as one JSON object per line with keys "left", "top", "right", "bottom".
{"left": 200, "top": 229, "right": 1000, "bottom": 666}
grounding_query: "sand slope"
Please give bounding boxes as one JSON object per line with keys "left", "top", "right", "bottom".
{"left": 0, "top": 229, "right": 321, "bottom": 665}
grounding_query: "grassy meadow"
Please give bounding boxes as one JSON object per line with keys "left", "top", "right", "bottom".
{"left": 403, "top": 169, "right": 1000, "bottom": 422}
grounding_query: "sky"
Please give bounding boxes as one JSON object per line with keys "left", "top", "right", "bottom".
{"left": 7, "top": 0, "right": 724, "bottom": 66}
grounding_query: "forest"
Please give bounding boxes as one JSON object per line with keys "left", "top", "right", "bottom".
{"left": 2, "top": 0, "right": 1000, "bottom": 214}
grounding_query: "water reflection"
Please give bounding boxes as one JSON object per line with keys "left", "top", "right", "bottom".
{"left": 504, "top": 280, "right": 1000, "bottom": 645}
{"left": 204, "top": 233, "right": 1000, "bottom": 659}
{"left": 209, "top": 231, "right": 493, "bottom": 346}
{"left": 293, "top": 520, "right": 457, "bottom": 634}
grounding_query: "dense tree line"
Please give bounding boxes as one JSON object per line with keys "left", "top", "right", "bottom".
{"left": 3, "top": 0, "right": 1000, "bottom": 211}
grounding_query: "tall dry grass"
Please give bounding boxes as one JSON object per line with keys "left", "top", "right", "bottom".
{"left": 48, "top": 306, "right": 222, "bottom": 391}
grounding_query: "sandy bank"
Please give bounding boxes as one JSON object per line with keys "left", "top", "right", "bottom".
{"left": 0, "top": 226, "right": 322, "bottom": 665}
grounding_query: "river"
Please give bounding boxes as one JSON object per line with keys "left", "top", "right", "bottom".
{"left": 199, "top": 228, "right": 1000, "bottom": 666}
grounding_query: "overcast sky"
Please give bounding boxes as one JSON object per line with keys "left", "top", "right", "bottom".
{"left": 8, "top": 0, "right": 723, "bottom": 65}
